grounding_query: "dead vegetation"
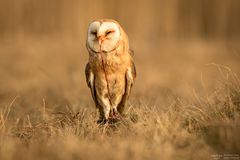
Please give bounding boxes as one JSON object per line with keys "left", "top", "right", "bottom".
{"left": 0, "top": 54, "right": 240, "bottom": 159}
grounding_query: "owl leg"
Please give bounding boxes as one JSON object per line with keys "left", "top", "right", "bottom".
{"left": 96, "top": 105, "right": 105, "bottom": 123}
{"left": 111, "top": 94, "right": 123, "bottom": 119}
{"left": 103, "top": 104, "right": 111, "bottom": 121}
{"left": 97, "top": 96, "right": 111, "bottom": 121}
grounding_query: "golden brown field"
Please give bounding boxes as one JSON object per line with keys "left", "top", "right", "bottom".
{"left": 0, "top": 0, "right": 240, "bottom": 160}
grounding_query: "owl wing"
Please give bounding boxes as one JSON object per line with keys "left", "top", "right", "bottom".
{"left": 85, "top": 63, "right": 98, "bottom": 106}
{"left": 118, "top": 60, "right": 136, "bottom": 113}
{"left": 129, "top": 49, "right": 134, "bottom": 56}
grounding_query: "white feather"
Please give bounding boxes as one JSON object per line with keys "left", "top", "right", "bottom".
{"left": 87, "top": 21, "right": 121, "bottom": 53}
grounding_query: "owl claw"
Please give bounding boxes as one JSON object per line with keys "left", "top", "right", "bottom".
{"left": 109, "top": 109, "right": 121, "bottom": 120}
{"left": 97, "top": 112, "right": 122, "bottom": 125}
{"left": 113, "top": 110, "right": 121, "bottom": 119}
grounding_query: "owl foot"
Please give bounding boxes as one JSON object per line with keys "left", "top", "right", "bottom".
{"left": 108, "top": 109, "right": 121, "bottom": 122}
{"left": 97, "top": 118, "right": 118, "bottom": 125}
{"left": 97, "top": 109, "right": 123, "bottom": 124}
{"left": 113, "top": 110, "right": 121, "bottom": 119}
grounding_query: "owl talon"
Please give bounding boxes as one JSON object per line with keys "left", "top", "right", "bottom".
{"left": 113, "top": 109, "right": 121, "bottom": 119}
{"left": 109, "top": 108, "right": 121, "bottom": 120}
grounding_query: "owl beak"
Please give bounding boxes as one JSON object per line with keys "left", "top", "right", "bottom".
{"left": 97, "top": 35, "right": 106, "bottom": 44}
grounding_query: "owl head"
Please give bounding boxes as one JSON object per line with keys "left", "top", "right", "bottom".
{"left": 86, "top": 19, "right": 128, "bottom": 53}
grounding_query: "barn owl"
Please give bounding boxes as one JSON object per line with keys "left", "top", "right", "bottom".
{"left": 85, "top": 19, "right": 136, "bottom": 123}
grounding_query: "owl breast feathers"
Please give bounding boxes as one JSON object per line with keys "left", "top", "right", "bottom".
{"left": 85, "top": 19, "right": 136, "bottom": 123}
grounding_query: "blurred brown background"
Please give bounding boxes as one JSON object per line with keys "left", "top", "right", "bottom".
{"left": 0, "top": 0, "right": 240, "bottom": 113}
{"left": 1, "top": 0, "right": 240, "bottom": 39}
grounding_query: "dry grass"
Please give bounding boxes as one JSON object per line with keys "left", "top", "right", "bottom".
{"left": 0, "top": 37, "right": 240, "bottom": 160}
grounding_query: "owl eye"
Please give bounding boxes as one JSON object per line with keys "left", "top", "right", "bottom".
{"left": 106, "top": 30, "right": 114, "bottom": 36}
{"left": 91, "top": 31, "right": 97, "bottom": 36}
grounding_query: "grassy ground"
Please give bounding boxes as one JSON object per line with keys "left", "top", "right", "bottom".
{"left": 0, "top": 37, "right": 240, "bottom": 160}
